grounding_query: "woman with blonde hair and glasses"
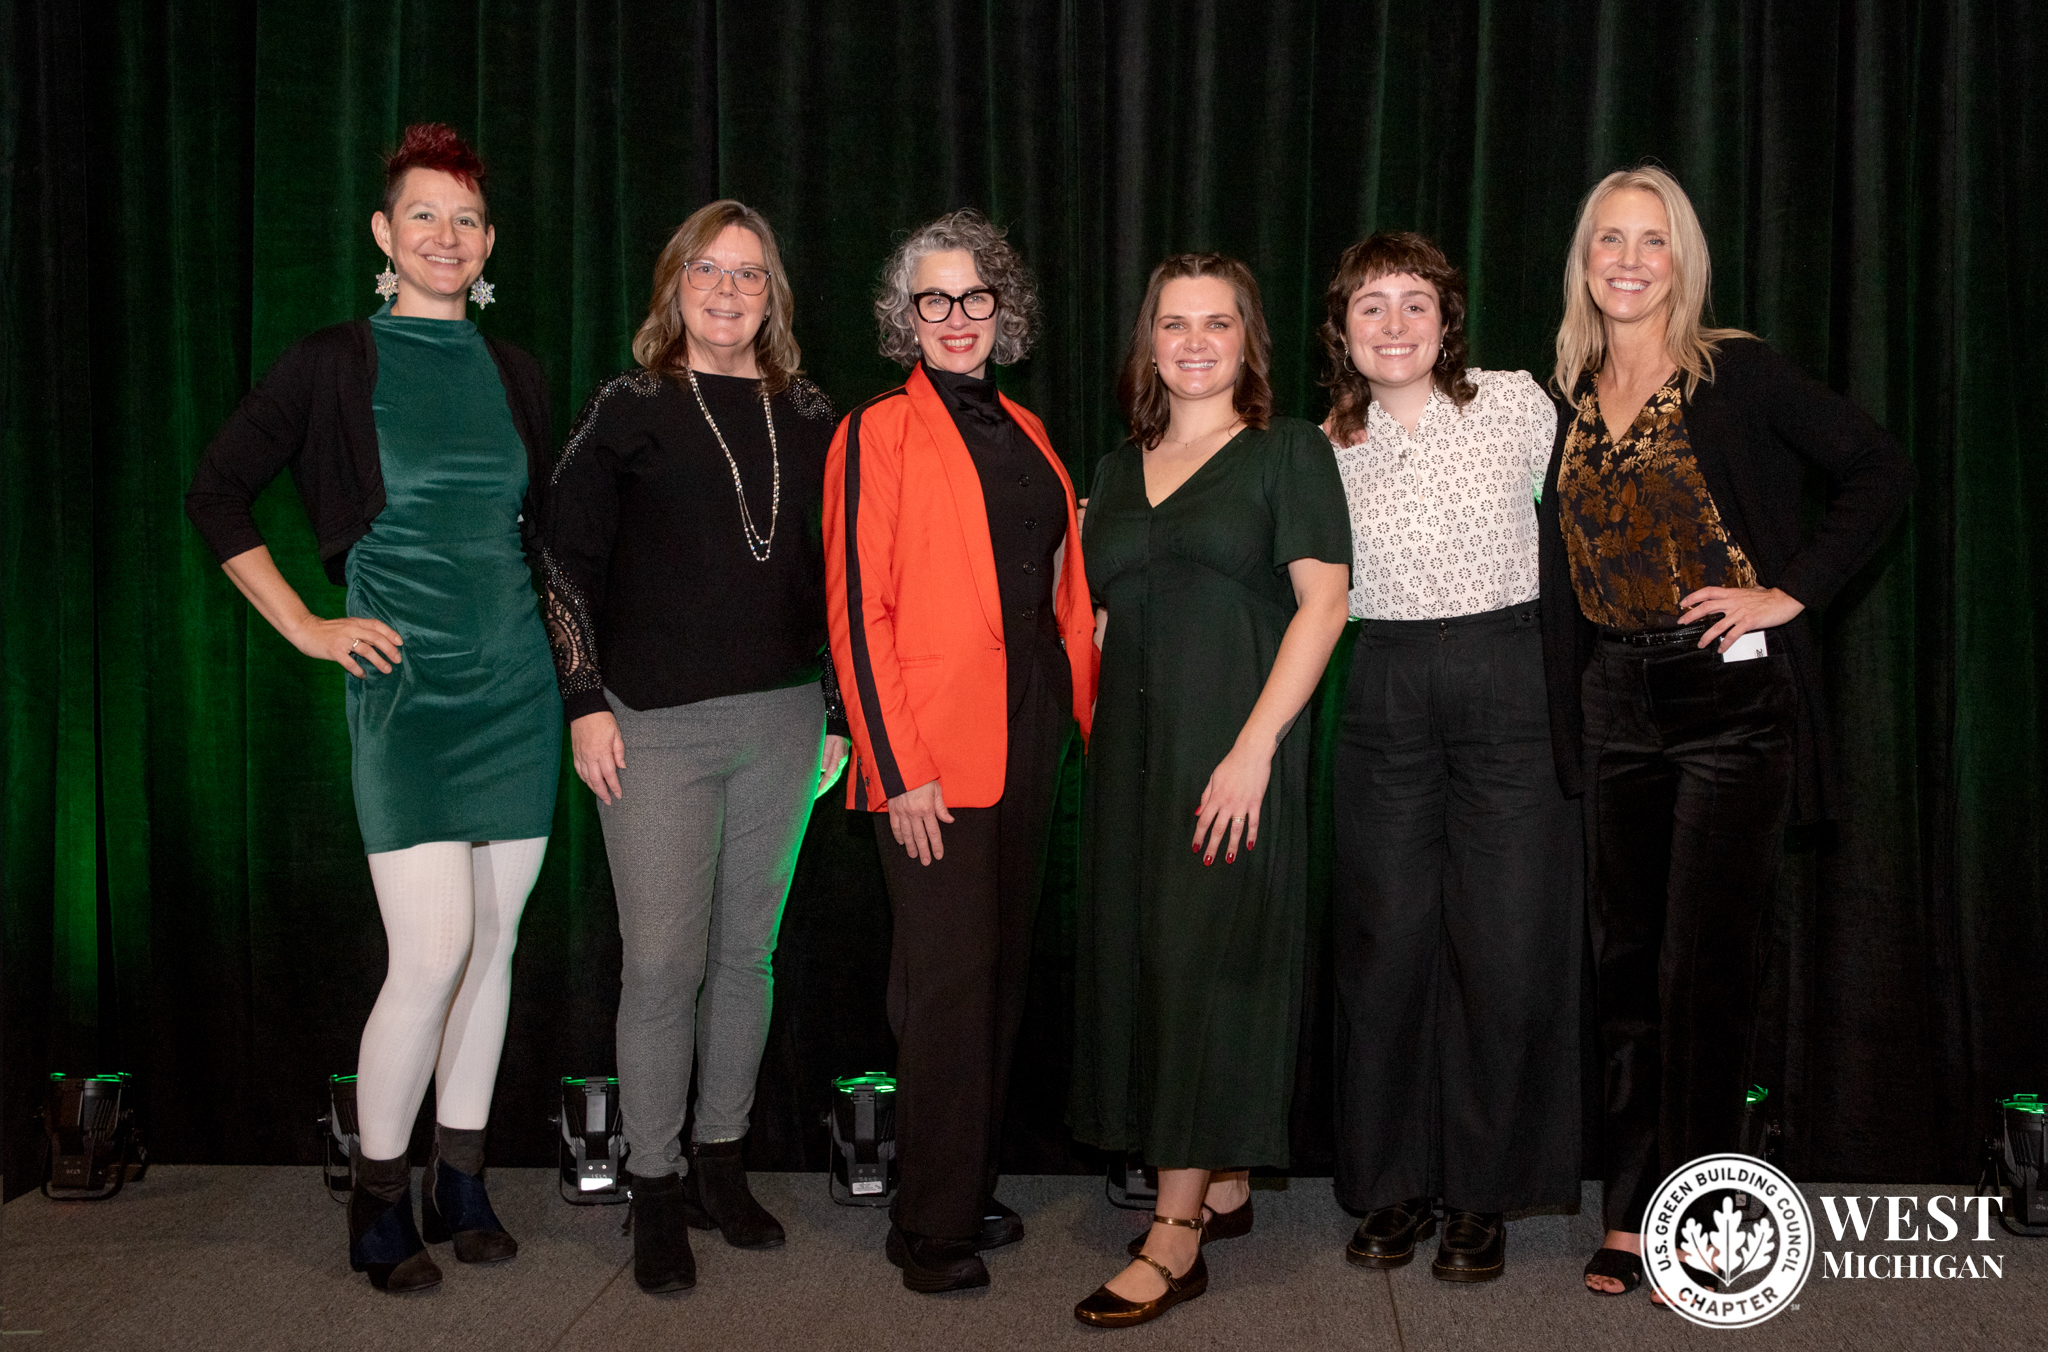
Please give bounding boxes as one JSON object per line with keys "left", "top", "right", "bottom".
{"left": 544, "top": 199, "right": 849, "bottom": 1293}
{"left": 1535, "top": 166, "right": 1913, "bottom": 1298}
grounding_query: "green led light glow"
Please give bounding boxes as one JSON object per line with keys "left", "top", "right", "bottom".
{"left": 2001, "top": 1093, "right": 2045, "bottom": 1115}
{"left": 1746, "top": 1085, "right": 1770, "bottom": 1105}
{"left": 560, "top": 1076, "right": 620, "bottom": 1088}
{"left": 834, "top": 1072, "right": 896, "bottom": 1094}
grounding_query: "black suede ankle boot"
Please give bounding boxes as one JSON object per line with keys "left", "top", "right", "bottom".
{"left": 421, "top": 1126, "right": 518, "bottom": 1264}
{"left": 627, "top": 1171, "right": 697, "bottom": 1292}
{"left": 348, "top": 1151, "right": 442, "bottom": 1293}
{"left": 682, "top": 1137, "right": 785, "bottom": 1249}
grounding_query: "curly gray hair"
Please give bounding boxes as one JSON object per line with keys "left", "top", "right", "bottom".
{"left": 874, "top": 209, "right": 1040, "bottom": 368}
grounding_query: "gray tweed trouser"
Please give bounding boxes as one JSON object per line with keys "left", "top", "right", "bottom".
{"left": 599, "top": 682, "right": 825, "bottom": 1176}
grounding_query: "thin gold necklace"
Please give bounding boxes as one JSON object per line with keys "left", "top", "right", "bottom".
{"left": 1154, "top": 417, "right": 1242, "bottom": 452}
{"left": 685, "top": 368, "right": 780, "bottom": 562}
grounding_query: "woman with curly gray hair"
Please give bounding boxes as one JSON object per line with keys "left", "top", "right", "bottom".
{"left": 824, "top": 209, "right": 1099, "bottom": 1295}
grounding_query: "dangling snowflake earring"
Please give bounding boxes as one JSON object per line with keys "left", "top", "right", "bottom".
{"left": 468, "top": 277, "right": 496, "bottom": 308}
{"left": 374, "top": 256, "right": 400, "bottom": 300}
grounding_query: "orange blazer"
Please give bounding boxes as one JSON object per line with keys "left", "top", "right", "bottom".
{"left": 825, "top": 365, "right": 1097, "bottom": 812}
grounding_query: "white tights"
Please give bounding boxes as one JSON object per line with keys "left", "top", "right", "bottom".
{"left": 353, "top": 837, "right": 548, "bottom": 1159}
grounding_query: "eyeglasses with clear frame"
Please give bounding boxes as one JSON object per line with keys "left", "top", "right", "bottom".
{"left": 683, "top": 260, "right": 770, "bottom": 295}
{"left": 913, "top": 288, "right": 1000, "bottom": 324}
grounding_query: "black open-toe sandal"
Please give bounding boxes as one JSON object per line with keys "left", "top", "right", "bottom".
{"left": 1583, "top": 1246, "right": 1643, "bottom": 1296}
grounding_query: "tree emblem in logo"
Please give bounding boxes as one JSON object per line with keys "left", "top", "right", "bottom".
{"left": 1645, "top": 1153, "right": 1814, "bottom": 1328}
{"left": 1678, "top": 1195, "right": 1776, "bottom": 1289}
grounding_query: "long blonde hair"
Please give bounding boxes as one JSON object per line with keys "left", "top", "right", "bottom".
{"left": 633, "top": 200, "right": 801, "bottom": 394}
{"left": 1552, "top": 165, "right": 1750, "bottom": 398}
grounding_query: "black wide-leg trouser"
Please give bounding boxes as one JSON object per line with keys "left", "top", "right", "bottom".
{"left": 1582, "top": 635, "right": 1795, "bottom": 1232}
{"left": 1333, "top": 604, "right": 1584, "bottom": 1216}
{"left": 872, "top": 655, "right": 1069, "bottom": 1241}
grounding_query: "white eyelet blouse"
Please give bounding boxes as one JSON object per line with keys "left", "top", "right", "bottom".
{"left": 1330, "top": 368, "right": 1557, "bottom": 621}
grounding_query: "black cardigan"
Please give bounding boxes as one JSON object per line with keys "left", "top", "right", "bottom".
{"left": 185, "top": 318, "right": 554, "bottom": 586}
{"left": 1537, "top": 337, "right": 1915, "bottom": 823}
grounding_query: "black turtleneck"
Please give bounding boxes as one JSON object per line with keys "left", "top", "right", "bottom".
{"left": 923, "top": 362, "right": 1068, "bottom": 717}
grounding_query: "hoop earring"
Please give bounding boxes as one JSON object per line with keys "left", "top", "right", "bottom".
{"left": 374, "top": 256, "right": 399, "bottom": 300}
{"left": 469, "top": 278, "right": 496, "bottom": 308}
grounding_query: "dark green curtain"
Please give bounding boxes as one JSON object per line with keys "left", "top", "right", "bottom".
{"left": 5, "top": 0, "right": 2041, "bottom": 1199}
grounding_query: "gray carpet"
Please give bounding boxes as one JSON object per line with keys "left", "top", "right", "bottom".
{"left": 2, "top": 1170, "right": 2039, "bottom": 1350}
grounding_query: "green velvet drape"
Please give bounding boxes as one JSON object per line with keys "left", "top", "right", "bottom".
{"left": 4, "top": 0, "right": 2041, "bottom": 1198}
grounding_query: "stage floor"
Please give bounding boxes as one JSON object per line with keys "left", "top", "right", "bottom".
{"left": 2, "top": 1169, "right": 2038, "bottom": 1350}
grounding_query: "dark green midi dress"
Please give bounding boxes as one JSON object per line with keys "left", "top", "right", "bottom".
{"left": 342, "top": 306, "right": 561, "bottom": 855}
{"left": 1069, "top": 416, "right": 1351, "bottom": 1169}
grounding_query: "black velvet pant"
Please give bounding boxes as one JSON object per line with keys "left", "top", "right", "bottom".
{"left": 1582, "top": 635, "right": 1795, "bottom": 1231}
{"left": 1333, "top": 605, "right": 1583, "bottom": 1215}
{"left": 872, "top": 655, "right": 1069, "bottom": 1240}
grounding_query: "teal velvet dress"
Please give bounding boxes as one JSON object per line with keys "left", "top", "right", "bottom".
{"left": 343, "top": 307, "right": 560, "bottom": 854}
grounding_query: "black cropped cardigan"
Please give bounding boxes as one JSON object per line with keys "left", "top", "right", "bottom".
{"left": 184, "top": 318, "right": 554, "bottom": 585}
{"left": 1537, "top": 337, "right": 1916, "bottom": 823}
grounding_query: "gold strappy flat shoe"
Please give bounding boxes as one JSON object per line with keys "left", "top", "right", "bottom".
{"left": 1075, "top": 1214, "right": 1211, "bottom": 1328}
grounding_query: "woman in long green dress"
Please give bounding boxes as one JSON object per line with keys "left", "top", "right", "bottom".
{"left": 184, "top": 124, "right": 558, "bottom": 1293}
{"left": 1069, "top": 254, "right": 1352, "bottom": 1328}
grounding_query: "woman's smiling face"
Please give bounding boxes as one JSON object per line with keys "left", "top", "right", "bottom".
{"left": 1151, "top": 275, "right": 1244, "bottom": 403}
{"left": 911, "top": 249, "right": 998, "bottom": 377}
{"left": 372, "top": 167, "right": 493, "bottom": 306}
{"left": 1586, "top": 187, "right": 1674, "bottom": 326}
{"left": 1344, "top": 271, "right": 1442, "bottom": 397}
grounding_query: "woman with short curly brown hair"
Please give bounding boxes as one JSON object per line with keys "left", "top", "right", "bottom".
{"left": 1319, "top": 231, "right": 1582, "bottom": 1287}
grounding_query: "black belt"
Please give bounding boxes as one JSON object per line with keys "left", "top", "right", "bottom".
{"left": 1600, "top": 621, "right": 1711, "bottom": 648}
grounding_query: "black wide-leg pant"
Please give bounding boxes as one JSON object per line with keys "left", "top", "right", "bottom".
{"left": 1582, "top": 635, "right": 1795, "bottom": 1231}
{"left": 1333, "top": 604, "right": 1584, "bottom": 1215}
{"left": 872, "top": 656, "right": 1069, "bottom": 1241}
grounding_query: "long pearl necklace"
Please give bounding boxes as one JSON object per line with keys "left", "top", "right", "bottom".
{"left": 686, "top": 368, "right": 780, "bottom": 562}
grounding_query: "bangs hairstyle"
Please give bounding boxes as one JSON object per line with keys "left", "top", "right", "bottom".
{"left": 1319, "top": 231, "right": 1477, "bottom": 448}
{"left": 1116, "top": 253, "right": 1273, "bottom": 451}
{"left": 381, "top": 122, "right": 488, "bottom": 223}
{"left": 633, "top": 200, "right": 802, "bottom": 396}
{"left": 874, "top": 208, "right": 1039, "bottom": 368}
{"left": 1554, "top": 164, "right": 1752, "bottom": 398}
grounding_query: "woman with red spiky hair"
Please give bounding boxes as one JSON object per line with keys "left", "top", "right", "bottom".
{"left": 186, "top": 123, "right": 557, "bottom": 1293}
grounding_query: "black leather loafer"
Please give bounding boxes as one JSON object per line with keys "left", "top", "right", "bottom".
{"left": 886, "top": 1224, "right": 990, "bottom": 1293}
{"left": 977, "top": 1196, "right": 1024, "bottom": 1251}
{"left": 1432, "top": 1210, "right": 1505, "bottom": 1283}
{"left": 1345, "top": 1196, "right": 1436, "bottom": 1269}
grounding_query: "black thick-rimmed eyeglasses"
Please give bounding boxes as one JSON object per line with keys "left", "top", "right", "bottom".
{"left": 683, "top": 260, "right": 770, "bottom": 295}
{"left": 913, "top": 288, "right": 1000, "bottom": 323}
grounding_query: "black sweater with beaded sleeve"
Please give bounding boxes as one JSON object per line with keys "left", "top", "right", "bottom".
{"left": 543, "top": 367, "right": 847, "bottom": 733}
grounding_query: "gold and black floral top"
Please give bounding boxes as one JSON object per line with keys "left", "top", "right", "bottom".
{"left": 1557, "top": 374, "right": 1756, "bottom": 629}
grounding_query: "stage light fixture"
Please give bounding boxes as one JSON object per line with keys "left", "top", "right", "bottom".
{"left": 1737, "top": 1083, "right": 1783, "bottom": 1161}
{"left": 1980, "top": 1093, "right": 2048, "bottom": 1236}
{"left": 319, "top": 1073, "right": 360, "bottom": 1200}
{"left": 42, "top": 1072, "right": 146, "bottom": 1200}
{"left": 1105, "top": 1151, "right": 1158, "bottom": 1211}
{"left": 827, "top": 1071, "right": 897, "bottom": 1206}
{"left": 555, "top": 1076, "right": 629, "bottom": 1204}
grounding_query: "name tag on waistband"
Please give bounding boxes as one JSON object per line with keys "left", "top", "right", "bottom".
{"left": 1721, "top": 631, "right": 1768, "bottom": 663}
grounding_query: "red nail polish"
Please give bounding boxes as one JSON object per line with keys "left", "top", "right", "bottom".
{"left": 1226, "top": 852, "right": 1235, "bottom": 863}
{"left": 1204, "top": 857, "right": 1213, "bottom": 867}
